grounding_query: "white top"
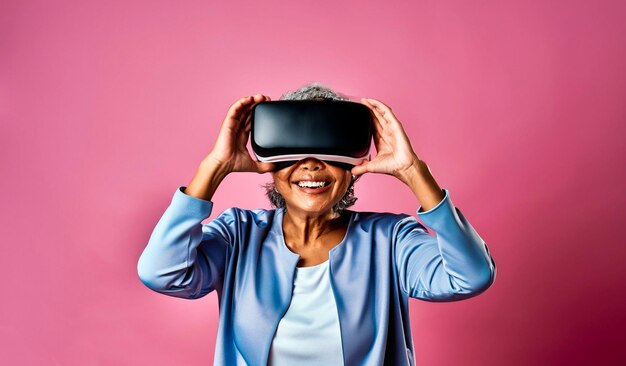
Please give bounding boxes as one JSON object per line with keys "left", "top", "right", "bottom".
{"left": 268, "top": 260, "right": 344, "bottom": 366}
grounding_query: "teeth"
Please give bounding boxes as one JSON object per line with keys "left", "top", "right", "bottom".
{"left": 298, "top": 181, "right": 326, "bottom": 188}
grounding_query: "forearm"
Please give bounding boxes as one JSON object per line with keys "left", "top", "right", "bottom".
{"left": 397, "top": 189, "right": 496, "bottom": 301}
{"left": 397, "top": 158, "right": 445, "bottom": 212}
{"left": 184, "top": 155, "right": 231, "bottom": 201}
{"left": 415, "top": 192, "right": 496, "bottom": 299}
{"left": 137, "top": 186, "right": 221, "bottom": 298}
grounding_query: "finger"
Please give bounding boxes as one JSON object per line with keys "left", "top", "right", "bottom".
{"left": 237, "top": 124, "right": 250, "bottom": 147}
{"left": 350, "top": 164, "right": 365, "bottom": 176}
{"left": 245, "top": 94, "right": 271, "bottom": 125}
{"left": 239, "top": 94, "right": 269, "bottom": 133}
{"left": 363, "top": 98, "right": 399, "bottom": 125}
{"left": 238, "top": 114, "right": 255, "bottom": 148}
{"left": 364, "top": 99, "right": 407, "bottom": 148}
{"left": 370, "top": 108, "right": 384, "bottom": 139}
{"left": 364, "top": 99, "right": 389, "bottom": 132}
{"left": 362, "top": 98, "right": 385, "bottom": 119}
{"left": 361, "top": 98, "right": 386, "bottom": 131}
{"left": 227, "top": 96, "right": 255, "bottom": 118}
{"left": 362, "top": 101, "right": 390, "bottom": 155}
{"left": 228, "top": 94, "right": 265, "bottom": 121}
{"left": 241, "top": 106, "right": 254, "bottom": 133}
{"left": 351, "top": 161, "right": 373, "bottom": 176}
{"left": 235, "top": 96, "right": 269, "bottom": 147}
{"left": 371, "top": 123, "right": 385, "bottom": 152}
{"left": 365, "top": 99, "right": 388, "bottom": 124}
{"left": 220, "top": 97, "right": 253, "bottom": 135}
{"left": 364, "top": 97, "right": 391, "bottom": 110}
{"left": 251, "top": 93, "right": 267, "bottom": 105}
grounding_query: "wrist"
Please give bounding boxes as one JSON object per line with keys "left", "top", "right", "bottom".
{"left": 396, "top": 157, "right": 426, "bottom": 186}
{"left": 400, "top": 159, "right": 445, "bottom": 211}
{"left": 201, "top": 154, "right": 232, "bottom": 180}
{"left": 183, "top": 156, "right": 231, "bottom": 201}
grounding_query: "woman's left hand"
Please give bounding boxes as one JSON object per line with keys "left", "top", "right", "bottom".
{"left": 353, "top": 98, "right": 446, "bottom": 210}
{"left": 351, "top": 98, "right": 422, "bottom": 184}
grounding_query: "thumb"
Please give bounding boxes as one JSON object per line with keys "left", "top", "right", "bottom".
{"left": 351, "top": 161, "right": 371, "bottom": 177}
{"left": 255, "top": 161, "right": 276, "bottom": 173}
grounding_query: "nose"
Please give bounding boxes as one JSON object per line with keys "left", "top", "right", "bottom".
{"left": 298, "top": 157, "right": 325, "bottom": 171}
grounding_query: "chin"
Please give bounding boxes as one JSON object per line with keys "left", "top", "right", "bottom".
{"left": 287, "top": 201, "right": 337, "bottom": 217}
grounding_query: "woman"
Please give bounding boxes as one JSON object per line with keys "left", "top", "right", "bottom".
{"left": 137, "top": 83, "right": 496, "bottom": 365}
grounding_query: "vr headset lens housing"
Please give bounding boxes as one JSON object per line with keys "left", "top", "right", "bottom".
{"left": 251, "top": 100, "right": 373, "bottom": 170}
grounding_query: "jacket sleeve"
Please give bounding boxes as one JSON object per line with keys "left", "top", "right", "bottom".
{"left": 136, "top": 186, "right": 230, "bottom": 299}
{"left": 393, "top": 189, "right": 496, "bottom": 301}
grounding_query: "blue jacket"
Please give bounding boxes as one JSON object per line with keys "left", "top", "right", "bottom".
{"left": 137, "top": 186, "right": 496, "bottom": 365}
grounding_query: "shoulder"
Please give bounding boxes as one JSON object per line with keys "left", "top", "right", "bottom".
{"left": 349, "top": 210, "right": 429, "bottom": 236}
{"left": 350, "top": 209, "right": 412, "bottom": 228}
{"left": 351, "top": 209, "right": 411, "bottom": 223}
{"left": 209, "top": 206, "right": 278, "bottom": 228}
{"left": 201, "top": 207, "right": 278, "bottom": 243}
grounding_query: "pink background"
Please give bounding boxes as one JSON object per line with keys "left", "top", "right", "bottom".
{"left": 2, "top": 0, "right": 625, "bottom": 364}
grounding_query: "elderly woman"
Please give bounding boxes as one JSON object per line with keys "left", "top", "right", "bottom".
{"left": 137, "top": 83, "right": 496, "bottom": 365}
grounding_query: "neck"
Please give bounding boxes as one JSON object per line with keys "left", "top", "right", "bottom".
{"left": 282, "top": 208, "right": 347, "bottom": 247}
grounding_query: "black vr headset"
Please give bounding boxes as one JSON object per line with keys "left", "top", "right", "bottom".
{"left": 251, "top": 100, "right": 373, "bottom": 171}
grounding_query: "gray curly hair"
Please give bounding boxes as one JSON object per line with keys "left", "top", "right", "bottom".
{"left": 264, "top": 82, "right": 359, "bottom": 212}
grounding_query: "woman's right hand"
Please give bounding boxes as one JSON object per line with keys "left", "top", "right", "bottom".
{"left": 204, "top": 94, "right": 275, "bottom": 175}
{"left": 184, "top": 95, "right": 274, "bottom": 201}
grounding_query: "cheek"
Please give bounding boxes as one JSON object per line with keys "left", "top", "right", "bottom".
{"left": 336, "top": 173, "right": 352, "bottom": 196}
{"left": 343, "top": 172, "right": 353, "bottom": 188}
{"left": 271, "top": 173, "right": 288, "bottom": 189}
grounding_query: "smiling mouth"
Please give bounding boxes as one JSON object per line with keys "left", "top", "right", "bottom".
{"left": 295, "top": 180, "right": 331, "bottom": 189}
